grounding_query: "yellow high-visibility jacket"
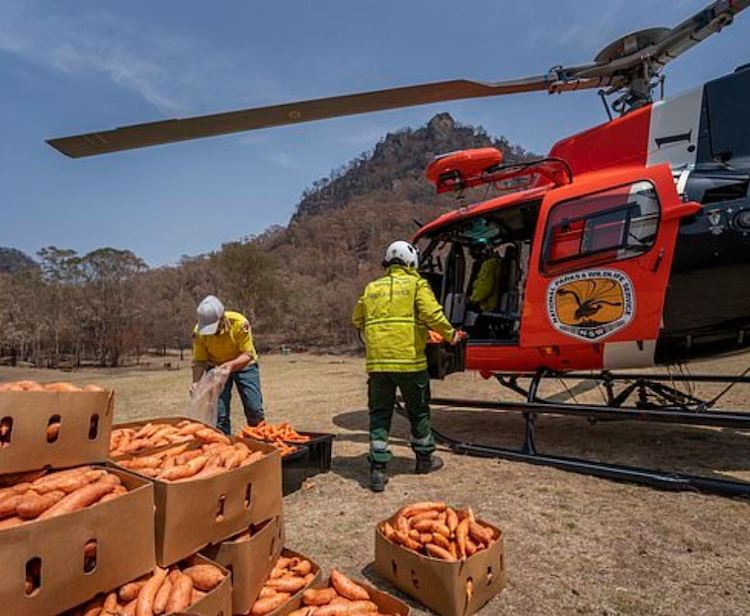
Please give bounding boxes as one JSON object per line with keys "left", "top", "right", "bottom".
{"left": 352, "top": 265, "right": 455, "bottom": 373}
{"left": 192, "top": 310, "right": 257, "bottom": 366}
{"left": 470, "top": 256, "right": 503, "bottom": 312}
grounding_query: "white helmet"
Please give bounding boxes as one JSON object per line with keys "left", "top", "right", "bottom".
{"left": 384, "top": 240, "right": 419, "bottom": 268}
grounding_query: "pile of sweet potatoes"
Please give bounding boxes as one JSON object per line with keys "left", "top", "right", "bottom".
{"left": 0, "top": 466, "right": 128, "bottom": 530}
{"left": 250, "top": 554, "right": 317, "bottom": 615}
{"left": 291, "top": 569, "right": 395, "bottom": 616}
{"left": 64, "top": 562, "right": 225, "bottom": 615}
{"left": 117, "top": 441, "right": 264, "bottom": 482}
{"left": 0, "top": 380, "right": 105, "bottom": 392}
{"left": 110, "top": 420, "right": 230, "bottom": 457}
{"left": 380, "top": 501, "right": 499, "bottom": 562}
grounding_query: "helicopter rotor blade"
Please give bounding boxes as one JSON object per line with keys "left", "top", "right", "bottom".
{"left": 47, "top": 73, "right": 616, "bottom": 158}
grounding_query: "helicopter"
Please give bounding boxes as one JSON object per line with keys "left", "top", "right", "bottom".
{"left": 47, "top": 1, "right": 750, "bottom": 496}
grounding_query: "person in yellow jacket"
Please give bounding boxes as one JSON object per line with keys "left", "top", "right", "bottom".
{"left": 352, "top": 240, "right": 466, "bottom": 492}
{"left": 191, "top": 295, "right": 264, "bottom": 435}
{"left": 469, "top": 241, "right": 503, "bottom": 312}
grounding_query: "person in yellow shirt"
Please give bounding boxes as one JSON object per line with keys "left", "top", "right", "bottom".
{"left": 191, "top": 295, "right": 264, "bottom": 435}
{"left": 352, "top": 240, "right": 466, "bottom": 492}
{"left": 469, "top": 241, "right": 503, "bottom": 312}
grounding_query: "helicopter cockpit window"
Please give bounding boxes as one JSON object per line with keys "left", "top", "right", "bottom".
{"left": 542, "top": 180, "right": 660, "bottom": 275}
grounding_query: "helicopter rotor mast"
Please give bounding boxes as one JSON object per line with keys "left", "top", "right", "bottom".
{"left": 47, "top": 0, "right": 748, "bottom": 158}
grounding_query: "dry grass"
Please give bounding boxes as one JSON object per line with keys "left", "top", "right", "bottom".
{"left": 2, "top": 353, "right": 750, "bottom": 615}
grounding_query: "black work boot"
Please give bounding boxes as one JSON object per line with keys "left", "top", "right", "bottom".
{"left": 370, "top": 462, "right": 389, "bottom": 492}
{"left": 415, "top": 453, "right": 444, "bottom": 475}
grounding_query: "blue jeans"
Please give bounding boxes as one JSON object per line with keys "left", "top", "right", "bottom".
{"left": 216, "top": 363, "right": 265, "bottom": 435}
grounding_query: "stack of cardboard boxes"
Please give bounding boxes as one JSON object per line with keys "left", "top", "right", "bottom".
{"left": 1, "top": 387, "right": 504, "bottom": 616}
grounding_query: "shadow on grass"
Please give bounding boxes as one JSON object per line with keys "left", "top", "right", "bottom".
{"left": 332, "top": 452, "right": 417, "bottom": 489}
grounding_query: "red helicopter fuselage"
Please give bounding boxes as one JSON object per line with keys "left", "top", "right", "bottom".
{"left": 415, "top": 66, "right": 750, "bottom": 375}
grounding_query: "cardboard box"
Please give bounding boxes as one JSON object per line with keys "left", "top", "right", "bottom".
{"left": 374, "top": 516, "right": 506, "bottom": 616}
{"left": 201, "top": 516, "right": 285, "bottom": 615}
{"left": 313, "top": 576, "right": 411, "bottom": 615}
{"left": 62, "top": 553, "right": 232, "bottom": 616}
{"left": 0, "top": 390, "right": 114, "bottom": 475}
{"left": 0, "top": 466, "right": 156, "bottom": 616}
{"left": 260, "top": 548, "right": 322, "bottom": 616}
{"left": 114, "top": 440, "right": 283, "bottom": 566}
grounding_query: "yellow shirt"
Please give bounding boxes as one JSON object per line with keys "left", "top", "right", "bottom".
{"left": 192, "top": 310, "right": 258, "bottom": 366}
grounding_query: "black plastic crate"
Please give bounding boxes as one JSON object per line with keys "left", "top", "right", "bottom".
{"left": 288, "top": 431, "right": 334, "bottom": 477}
{"left": 281, "top": 444, "right": 310, "bottom": 496}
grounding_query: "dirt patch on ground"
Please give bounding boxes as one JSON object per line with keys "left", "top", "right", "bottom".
{"left": 2, "top": 353, "right": 750, "bottom": 615}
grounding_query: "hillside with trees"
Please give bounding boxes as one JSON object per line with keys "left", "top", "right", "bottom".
{"left": 0, "top": 113, "right": 535, "bottom": 367}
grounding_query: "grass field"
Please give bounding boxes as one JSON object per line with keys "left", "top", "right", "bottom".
{"left": 2, "top": 353, "right": 750, "bottom": 615}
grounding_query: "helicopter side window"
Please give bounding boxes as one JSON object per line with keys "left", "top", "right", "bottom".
{"left": 543, "top": 180, "right": 660, "bottom": 275}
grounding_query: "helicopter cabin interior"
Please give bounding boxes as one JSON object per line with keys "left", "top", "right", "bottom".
{"left": 417, "top": 175, "right": 663, "bottom": 347}
{"left": 418, "top": 197, "right": 541, "bottom": 344}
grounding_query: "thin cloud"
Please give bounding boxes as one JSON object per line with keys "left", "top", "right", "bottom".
{"left": 0, "top": 4, "right": 282, "bottom": 117}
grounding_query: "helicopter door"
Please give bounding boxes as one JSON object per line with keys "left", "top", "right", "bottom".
{"left": 521, "top": 163, "right": 700, "bottom": 369}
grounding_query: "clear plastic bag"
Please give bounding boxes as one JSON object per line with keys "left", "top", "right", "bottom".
{"left": 185, "top": 367, "right": 230, "bottom": 426}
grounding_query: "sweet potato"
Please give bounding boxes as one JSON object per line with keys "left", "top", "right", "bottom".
{"left": 136, "top": 567, "right": 168, "bottom": 616}
{"left": 330, "top": 569, "right": 369, "bottom": 601}
{"left": 46, "top": 422, "right": 61, "bottom": 441}
{"left": 39, "top": 474, "right": 119, "bottom": 519}
{"left": 164, "top": 571, "right": 193, "bottom": 613}
{"left": 0, "top": 493, "right": 23, "bottom": 519}
{"left": 83, "top": 384, "right": 106, "bottom": 392}
{"left": 158, "top": 455, "right": 207, "bottom": 481}
{"left": 393, "top": 530, "right": 421, "bottom": 551}
{"left": 250, "top": 592, "right": 290, "bottom": 615}
{"left": 292, "top": 559, "right": 313, "bottom": 576}
{"left": 303, "top": 587, "right": 338, "bottom": 606}
{"left": 183, "top": 564, "right": 224, "bottom": 591}
{"left": 44, "top": 382, "right": 80, "bottom": 392}
{"left": 426, "top": 543, "right": 455, "bottom": 561}
{"left": 152, "top": 576, "right": 172, "bottom": 615}
{"left": 446, "top": 507, "right": 459, "bottom": 533}
{"left": 381, "top": 521, "right": 395, "bottom": 540}
{"left": 456, "top": 517, "right": 470, "bottom": 559}
{"left": 469, "top": 521, "right": 493, "bottom": 546}
{"left": 289, "top": 609, "right": 316, "bottom": 616}
{"left": 408, "top": 510, "right": 440, "bottom": 525}
{"left": 259, "top": 587, "right": 277, "bottom": 599}
{"left": 267, "top": 576, "right": 307, "bottom": 593}
{"left": 0, "top": 515, "right": 23, "bottom": 530}
{"left": 119, "top": 581, "right": 146, "bottom": 603}
{"left": 16, "top": 490, "right": 65, "bottom": 519}
{"left": 102, "top": 592, "right": 119, "bottom": 611}
{"left": 400, "top": 501, "right": 446, "bottom": 518}
{"left": 432, "top": 532, "right": 451, "bottom": 551}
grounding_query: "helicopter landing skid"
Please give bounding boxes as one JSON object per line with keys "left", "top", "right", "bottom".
{"left": 428, "top": 369, "right": 750, "bottom": 498}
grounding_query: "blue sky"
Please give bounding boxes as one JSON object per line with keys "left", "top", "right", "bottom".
{"left": 0, "top": 1, "right": 747, "bottom": 266}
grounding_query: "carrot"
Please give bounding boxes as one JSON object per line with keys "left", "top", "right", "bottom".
{"left": 330, "top": 569, "right": 369, "bottom": 601}
{"left": 16, "top": 490, "right": 66, "bottom": 519}
{"left": 136, "top": 567, "right": 167, "bottom": 616}
{"left": 38, "top": 474, "right": 119, "bottom": 519}
{"left": 164, "top": 571, "right": 193, "bottom": 613}
{"left": 302, "top": 587, "right": 338, "bottom": 606}
{"left": 183, "top": 564, "right": 224, "bottom": 591}
{"left": 250, "top": 592, "right": 290, "bottom": 615}
{"left": 426, "top": 543, "right": 456, "bottom": 561}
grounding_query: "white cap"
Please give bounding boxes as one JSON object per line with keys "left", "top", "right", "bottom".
{"left": 196, "top": 295, "right": 224, "bottom": 335}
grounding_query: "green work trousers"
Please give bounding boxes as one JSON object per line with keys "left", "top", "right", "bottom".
{"left": 367, "top": 370, "right": 436, "bottom": 465}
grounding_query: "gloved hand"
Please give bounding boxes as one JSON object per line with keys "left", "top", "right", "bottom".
{"left": 450, "top": 330, "right": 468, "bottom": 346}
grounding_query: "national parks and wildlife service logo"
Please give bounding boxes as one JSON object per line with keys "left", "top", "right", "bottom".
{"left": 547, "top": 269, "right": 635, "bottom": 341}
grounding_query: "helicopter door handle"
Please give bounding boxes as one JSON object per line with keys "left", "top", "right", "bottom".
{"left": 652, "top": 248, "right": 665, "bottom": 273}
